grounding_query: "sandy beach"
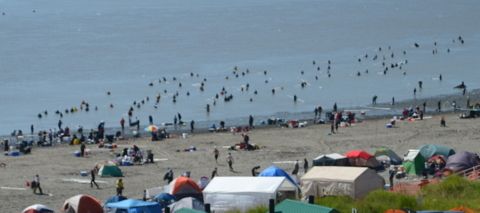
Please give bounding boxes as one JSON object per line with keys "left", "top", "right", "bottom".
{"left": 1, "top": 108, "right": 479, "bottom": 212}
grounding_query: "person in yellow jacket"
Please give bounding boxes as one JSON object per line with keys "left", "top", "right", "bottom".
{"left": 116, "top": 178, "right": 124, "bottom": 196}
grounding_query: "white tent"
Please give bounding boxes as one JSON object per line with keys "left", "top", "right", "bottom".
{"left": 203, "top": 176, "right": 297, "bottom": 213}
{"left": 301, "top": 166, "right": 385, "bottom": 199}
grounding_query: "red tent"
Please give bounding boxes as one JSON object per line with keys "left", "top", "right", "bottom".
{"left": 22, "top": 204, "right": 54, "bottom": 213}
{"left": 62, "top": 194, "right": 102, "bottom": 213}
{"left": 168, "top": 176, "right": 203, "bottom": 201}
{"left": 345, "top": 150, "right": 380, "bottom": 168}
{"left": 345, "top": 150, "right": 373, "bottom": 160}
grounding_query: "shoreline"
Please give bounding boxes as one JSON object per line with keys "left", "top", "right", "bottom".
{"left": 2, "top": 88, "right": 478, "bottom": 142}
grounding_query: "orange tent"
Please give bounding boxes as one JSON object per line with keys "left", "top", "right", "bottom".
{"left": 169, "top": 176, "right": 203, "bottom": 201}
{"left": 62, "top": 194, "right": 102, "bottom": 213}
{"left": 450, "top": 206, "right": 476, "bottom": 213}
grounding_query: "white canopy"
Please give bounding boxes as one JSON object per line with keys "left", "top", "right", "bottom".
{"left": 314, "top": 153, "right": 346, "bottom": 160}
{"left": 203, "top": 176, "right": 297, "bottom": 212}
{"left": 404, "top": 149, "right": 421, "bottom": 161}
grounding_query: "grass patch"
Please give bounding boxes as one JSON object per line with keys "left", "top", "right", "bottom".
{"left": 315, "top": 175, "right": 480, "bottom": 212}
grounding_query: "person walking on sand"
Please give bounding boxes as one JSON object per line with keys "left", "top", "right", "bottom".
{"left": 163, "top": 168, "right": 174, "bottom": 183}
{"left": 292, "top": 160, "right": 299, "bottom": 175}
{"left": 372, "top": 95, "right": 378, "bottom": 105}
{"left": 90, "top": 168, "right": 100, "bottom": 189}
{"left": 437, "top": 100, "right": 442, "bottom": 112}
{"left": 440, "top": 116, "right": 446, "bottom": 127}
{"left": 213, "top": 147, "right": 219, "bottom": 163}
{"left": 211, "top": 167, "right": 218, "bottom": 179}
{"left": 32, "top": 174, "right": 43, "bottom": 195}
{"left": 116, "top": 178, "right": 124, "bottom": 196}
{"left": 227, "top": 153, "right": 234, "bottom": 171}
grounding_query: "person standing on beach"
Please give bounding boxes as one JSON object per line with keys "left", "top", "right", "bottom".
{"left": 30, "top": 124, "right": 34, "bottom": 135}
{"left": 440, "top": 116, "right": 446, "bottom": 127}
{"left": 392, "top": 97, "right": 395, "bottom": 105}
{"left": 437, "top": 101, "right": 442, "bottom": 112}
{"left": 213, "top": 147, "right": 219, "bottom": 163}
{"left": 227, "top": 153, "right": 234, "bottom": 171}
{"left": 174, "top": 115, "right": 178, "bottom": 127}
{"left": 90, "top": 168, "right": 100, "bottom": 189}
{"left": 190, "top": 120, "right": 195, "bottom": 133}
{"left": 389, "top": 166, "right": 396, "bottom": 189}
{"left": 418, "top": 81, "right": 423, "bottom": 89}
{"left": 314, "top": 107, "right": 319, "bottom": 122}
{"left": 413, "top": 88, "right": 417, "bottom": 97}
{"left": 333, "top": 103, "right": 337, "bottom": 112}
{"left": 317, "top": 106, "right": 323, "bottom": 120}
{"left": 372, "top": 95, "right": 378, "bottom": 105}
{"left": 148, "top": 115, "right": 153, "bottom": 125}
{"left": 249, "top": 115, "right": 254, "bottom": 128}
{"left": 423, "top": 102, "right": 427, "bottom": 113}
{"left": 115, "top": 178, "right": 124, "bottom": 196}
{"left": 80, "top": 142, "right": 86, "bottom": 157}
{"left": 32, "top": 174, "right": 43, "bottom": 195}
{"left": 303, "top": 158, "right": 309, "bottom": 173}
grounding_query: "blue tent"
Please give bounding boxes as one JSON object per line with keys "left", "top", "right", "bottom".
{"left": 259, "top": 165, "right": 298, "bottom": 186}
{"left": 153, "top": 193, "right": 175, "bottom": 208}
{"left": 104, "top": 195, "right": 127, "bottom": 206}
{"left": 105, "top": 199, "right": 162, "bottom": 213}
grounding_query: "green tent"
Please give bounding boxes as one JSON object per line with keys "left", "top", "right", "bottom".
{"left": 271, "top": 199, "right": 339, "bottom": 213}
{"left": 175, "top": 208, "right": 205, "bottom": 213}
{"left": 98, "top": 164, "right": 123, "bottom": 177}
{"left": 374, "top": 147, "right": 403, "bottom": 165}
{"left": 419, "top": 144, "right": 455, "bottom": 159}
{"left": 402, "top": 149, "right": 425, "bottom": 175}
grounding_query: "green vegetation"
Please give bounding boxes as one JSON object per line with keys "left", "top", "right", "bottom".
{"left": 315, "top": 175, "right": 480, "bottom": 213}
{"left": 226, "top": 205, "right": 268, "bottom": 213}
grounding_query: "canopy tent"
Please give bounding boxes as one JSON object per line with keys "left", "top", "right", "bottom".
{"left": 313, "top": 153, "right": 349, "bottom": 166}
{"left": 168, "top": 176, "right": 203, "bottom": 201}
{"left": 259, "top": 165, "right": 299, "bottom": 186}
{"left": 301, "top": 166, "right": 385, "bottom": 199}
{"left": 445, "top": 151, "right": 480, "bottom": 172}
{"left": 98, "top": 164, "right": 123, "bottom": 177}
{"left": 345, "top": 150, "right": 381, "bottom": 169}
{"left": 419, "top": 144, "right": 455, "bottom": 159}
{"left": 22, "top": 204, "right": 55, "bottom": 213}
{"left": 62, "top": 194, "right": 103, "bottom": 213}
{"left": 104, "top": 199, "right": 162, "bottom": 213}
{"left": 374, "top": 147, "right": 403, "bottom": 165}
{"left": 169, "top": 197, "right": 204, "bottom": 213}
{"left": 104, "top": 195, "right": 127, "bottom": 206}
{"left": 273, "top": 199, "right": 339, "bottom": 213}
{"left": 203, "top": 176, "right": 298, "bottom": 212}
{"left": 402, "top": 149, "right": 426, "bottom": 175}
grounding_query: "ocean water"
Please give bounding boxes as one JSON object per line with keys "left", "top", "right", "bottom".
{"left": 1, "top": 0, "right": 479, "bottom": 135}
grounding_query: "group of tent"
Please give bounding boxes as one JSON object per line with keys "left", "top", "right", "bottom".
{"left": 313, "top": 145, "right": 480, "bottom": 176}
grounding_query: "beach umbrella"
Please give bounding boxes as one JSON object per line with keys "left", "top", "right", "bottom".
{"left": 22, "top": 204, "right": 55, "bottom": 213}
{"left": 145, "top": 125, "right": 158, "bottom": 132}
